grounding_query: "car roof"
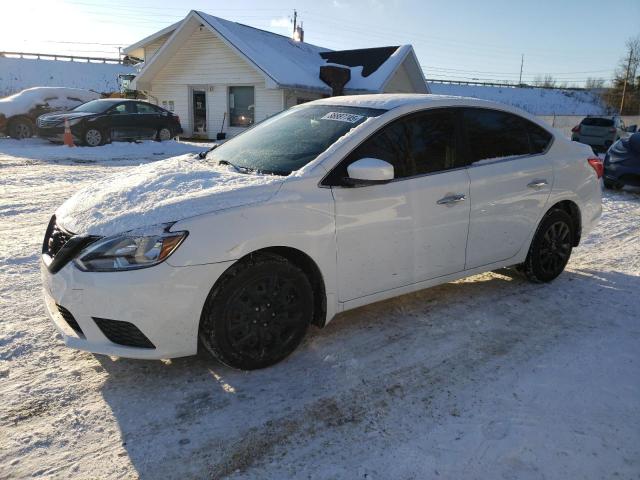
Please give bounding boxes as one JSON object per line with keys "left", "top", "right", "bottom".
{"left": 310, "top": 93, "right": 514, "bottom": 111}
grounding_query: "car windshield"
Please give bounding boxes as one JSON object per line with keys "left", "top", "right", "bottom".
{"left": 207, "top": 105, "right": 386, "bottom": 175}
{"left": 72, "top": 100, "right": 114, "bottom": 113}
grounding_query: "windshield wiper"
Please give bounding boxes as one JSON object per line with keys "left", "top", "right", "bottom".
{"left": 197, "top": 143, "right": 219, "bottom": 159}
{"left": 218, "top": 159, "right": 252, "bottom": 174}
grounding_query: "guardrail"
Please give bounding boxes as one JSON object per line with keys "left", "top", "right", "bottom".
{"left": 426, "top": 78, "right": 591, "bottom": 91}
{"left": 0, "top": 51, "right": 123, "bottom": 64}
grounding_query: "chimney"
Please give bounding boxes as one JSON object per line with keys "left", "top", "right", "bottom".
{"left": 319, "top": 65, "right": 351, "bottom": 96}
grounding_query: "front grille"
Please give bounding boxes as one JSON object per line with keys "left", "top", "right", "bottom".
{"left": 56, "top": 304, "right": 84, "bottom": 336}
{"left": 38, "top": 118, "right": 62, "bottom": 128}
{"left": 93, "top": 318, "right": 156, "bottom": 349}
{"left": 43, "top": 216, "right": 74, "bottom": 259}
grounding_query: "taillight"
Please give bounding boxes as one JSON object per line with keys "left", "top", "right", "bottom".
{"left": 571, "top": 125, "right": 580, "bottom": 133}
{"left": 608, "top": 127, "right": 616, "bottom": 133}
{"left": 588, "top": 157, "right": 603, "bottom": 178}
{"left": 175, "top": 115, "right": 180, "bottom": 123}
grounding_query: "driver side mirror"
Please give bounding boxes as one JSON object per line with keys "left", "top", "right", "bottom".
{"left": 344, "top": 158, "right": 394, "bottom": 187}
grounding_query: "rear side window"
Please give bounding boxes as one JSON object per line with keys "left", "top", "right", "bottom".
{"left": 463, "top": 109, "right": 530, "bottom": 163}
{"left": 581, "top": 117, "right": 614, "bottom": 127}
{"left": 526, "top": 122, "right": 553, "bottom": 154}
{"left": 342, "top": 109, "right": 461, "bottom": 179}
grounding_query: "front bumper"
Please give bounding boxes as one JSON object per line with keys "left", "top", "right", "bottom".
{"left": 41, "top": 258, "right": 233, "bottom": 359}
{"left": 37, "top": 126, "right": 81, "bottom": 142}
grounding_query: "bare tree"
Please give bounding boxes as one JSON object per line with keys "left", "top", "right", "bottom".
{"left": 603, "top": 35, "right": 640, "bottom": 114}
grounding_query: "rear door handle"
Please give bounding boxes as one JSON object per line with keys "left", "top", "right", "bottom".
{"left": 527, "top": 179, "right": 548, "bottom": 189}
{"left": 437, "top": 194, "right": 466, "bottom": 205}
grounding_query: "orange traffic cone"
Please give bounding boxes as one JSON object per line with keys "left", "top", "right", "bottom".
{"left": 63, "top": 118, "right": 75, "bottom": 147}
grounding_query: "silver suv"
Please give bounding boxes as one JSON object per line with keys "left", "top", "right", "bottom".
{"left": 571, "top": 116, "right": 629, "bottom": 153}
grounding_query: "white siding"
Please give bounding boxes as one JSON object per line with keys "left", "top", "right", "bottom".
{"left": 148, "top": 28, "right": 285, "bottom": 138}
{"left": 384, "top": 63, "right": 415, "bottom": 93}
{"left": 144, "top": 33, "right": 172, "bottom": 62}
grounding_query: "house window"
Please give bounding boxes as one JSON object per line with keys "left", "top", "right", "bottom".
{"left": 229, "top": 86, "right": 254, "bottom": 127}
{"left": 161, "top": 100, "right": 175, "bottom": 112}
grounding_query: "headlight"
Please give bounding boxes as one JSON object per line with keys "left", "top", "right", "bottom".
{"left": 73, "top": 225, "right": 188, "bottom": 272}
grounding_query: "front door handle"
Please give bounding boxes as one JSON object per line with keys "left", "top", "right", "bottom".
{"left": 527, "top": 179, "right": 548, "bottom": 189}
{"left": 437, "top": 194, "right": 466, "bottom": 205}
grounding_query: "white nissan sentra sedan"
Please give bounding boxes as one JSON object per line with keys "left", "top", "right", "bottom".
{"left": 41, "top": 94, "right": 602, "bottom": 370}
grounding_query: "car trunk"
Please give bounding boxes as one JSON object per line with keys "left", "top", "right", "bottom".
{"left": 580, "top": 118, "right": 614, "bottom": 138}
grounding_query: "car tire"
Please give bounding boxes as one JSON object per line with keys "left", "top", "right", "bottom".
{"left": 8, "top": 117, "right": 34, "bottom": 139}
{"left": 156, "top": 127, "right": 172, "bottom": 141}
{"left": 603, "top": 179, "right": 623, "bottom": 190}
{"left": 199, "top": 253, "right": 314, "bottom": 370}
{"left": 522, "top": 209, "right": 574, "bottom": 283}
{"left": 83, "top": 128, "right": 105, "bottom": 147}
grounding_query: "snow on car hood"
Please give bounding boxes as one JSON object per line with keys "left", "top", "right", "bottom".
{"left": 55, "top": 154, "right": 286, "bottom": 236}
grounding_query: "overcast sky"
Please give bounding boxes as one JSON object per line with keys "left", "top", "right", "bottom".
{"left": 4, "top": 0, "right": 639, "bottom": 86}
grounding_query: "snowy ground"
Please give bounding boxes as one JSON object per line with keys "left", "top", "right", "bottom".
{"left": 0, "top": 140, "right": 639, "bottom": 479}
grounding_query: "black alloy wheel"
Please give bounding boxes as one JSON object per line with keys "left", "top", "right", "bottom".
{"left": 199, "top": 253, "right": 313, "bottom": 370}
{"left": 523, "top": 209, "right": 574, "bottom": 283}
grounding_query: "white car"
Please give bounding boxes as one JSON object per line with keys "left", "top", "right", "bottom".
{"left": 41, "top": 94, "right": 603, "bottom": 370}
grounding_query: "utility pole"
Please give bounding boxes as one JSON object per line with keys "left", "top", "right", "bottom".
{"left": 620, "top": 46, "right": 633, "bottom": 114}
{"left": 519, "top": 54, "right": 524, "bottom": 85}
{"left": 292, "top": 9, "right": 297, "bottom": 38}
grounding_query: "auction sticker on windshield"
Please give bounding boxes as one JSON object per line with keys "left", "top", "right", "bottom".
{"left": 321, "top": 112, "right": 365, "bottom": 123}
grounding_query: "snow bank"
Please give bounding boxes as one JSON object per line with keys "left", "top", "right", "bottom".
{"left": 428, "top": 83, "right": 607, "bottom": 115}
{"left": 0, "top": 56, "right": 136, "bottom": 97}
{"left": 0, "top": 87, "right": 99, "bottom": 118}
{"left": 55, "top": 154, "right": 285, "bottom": 235}
{"left": 0, "top": 138, "right": 205, "bottom": 163}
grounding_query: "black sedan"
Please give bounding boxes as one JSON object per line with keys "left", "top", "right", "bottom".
{"left": 36, "top": 99, "right": 183, "bottom": 147}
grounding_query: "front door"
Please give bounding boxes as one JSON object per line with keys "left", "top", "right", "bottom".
{"left": 192, "top": 90, "right": 207, "bottom": 137}
{"left": 328, "top": 109, "right": 470, "bottom": 302}
{"left": 462, "top": 108, "right": 554, "bottom": 269}
{"left": 107, "top": 102, "right": 138, "bottom": 140}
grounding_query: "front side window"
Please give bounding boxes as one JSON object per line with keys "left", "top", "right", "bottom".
{"left": 135, "top": 102, "right": 159, "bottom": 114}
{"left": 110, "top": 103, "right": 128, "bottom": 115}
{"left": 463, "top": 109, "right": 530, "bottom": 163}
{"left": 207, "top": 105, "right": 384, "bottom": 175}
{"left": 229, "top": 86, "right": 255, "bottom": 127}
{"left": 324, "top": 109, "right": 461, "bottom": 184}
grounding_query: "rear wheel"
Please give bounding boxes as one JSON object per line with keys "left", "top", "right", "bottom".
{"left": 522, "top": 209, "right": 574, "bottom": 283}
{"left": 8, "top": 118, "right": 34, "bottom": 139}
{"left": 199, "top": 253, "right": 313, "bottom": 370}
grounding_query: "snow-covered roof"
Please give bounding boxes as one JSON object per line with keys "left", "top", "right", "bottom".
{"left": 129, "top": 11, "right": 428, "bottom": 94}
{"left": 122, "top": 21, "right": 180, "bottom": 58}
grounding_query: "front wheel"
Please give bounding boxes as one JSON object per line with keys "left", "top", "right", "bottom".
{"left": 522, "top": 209, "right": 574, "bottom": 283}
{"left": 84, "top": 128, "right": 105, "bottom": 147}
{"left": 156, "top": 127, "right": 172, "bottom": 141}
{"left": 199, "top": 253, "right": 314, "bottom": 370}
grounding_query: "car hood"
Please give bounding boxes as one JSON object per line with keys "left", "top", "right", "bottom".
{"left": 55, "top": 154, "right": 287, "bottom": 236}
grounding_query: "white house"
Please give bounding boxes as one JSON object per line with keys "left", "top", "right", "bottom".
{"left": 123, "top": 10, "right": 429, "bottom": 139}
